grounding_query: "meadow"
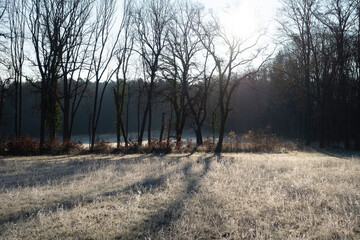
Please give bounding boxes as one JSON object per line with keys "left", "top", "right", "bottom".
{"left": 0, "top": 151, "right": 359, "bottom": 239}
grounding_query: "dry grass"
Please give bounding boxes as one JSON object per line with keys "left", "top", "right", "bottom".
{"left": 0, "top": 151, "right": 359, "bottom": 239}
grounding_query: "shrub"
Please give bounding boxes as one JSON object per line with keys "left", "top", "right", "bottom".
{"left": 6, "top": 134, "right": 40, "bottom": 155}
{"left": 198, "top": 135, "right": 214, "bottom": 152}
{"left": 146, "top": 138, "right": 172, "bottom": 154}
{"left": 92, "top": 138, "right": 112, "bottom": 153}
{"left": 243, "top": 126, "right": 281, "bottom": 152}
{"left": 42, "top": 136, "right": 63, "bottom": 154}
{"left": 63, "top": 140, "right": 84, "bottom": 155}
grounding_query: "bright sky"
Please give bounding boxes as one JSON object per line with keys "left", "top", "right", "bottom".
{"left": 198, "top": 0, "right": 281, "bottom": 39}
{"left": 196, "top": 0, "right": 281, "bottom": 69}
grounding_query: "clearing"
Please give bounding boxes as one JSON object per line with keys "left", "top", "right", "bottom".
{"left": 0, "top": 152, "right": 359, "bottom": 239}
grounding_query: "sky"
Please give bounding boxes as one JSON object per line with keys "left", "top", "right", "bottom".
{"left": 198, "top": 0, "right": 281, "bottom": 39}
{"left": 0, "top": 0, "right": 283, "bottom": 79}
{"left": 195, "top": 0, "right": 282, "bottom": 69}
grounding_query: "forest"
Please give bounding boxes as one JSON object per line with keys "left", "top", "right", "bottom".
{"left": 0, "top": 0, "right": 359, "bottom": 153}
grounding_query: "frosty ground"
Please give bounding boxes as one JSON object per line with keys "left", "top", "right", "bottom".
{"left": 0, "top": 152, "right": 359, "bottom": 239}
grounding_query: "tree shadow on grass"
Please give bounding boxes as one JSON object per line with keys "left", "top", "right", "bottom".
{"left": 318, "top": 149, "right": 360, "bottom": 159}
{"left": 0, "top": 155, "right": 190, "bottom": 228}
{"left": 0, "top": 155, "right": 153, "bottom": 189}
{"left": 115, "top": 154, "right": 215, "bottom": 239}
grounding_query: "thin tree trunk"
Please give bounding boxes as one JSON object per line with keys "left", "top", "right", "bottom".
{"left": 167, "top": 106, "right": 173, "bottom": 149}
{"left": 14, "top": 78, "right": 18, "bottom": 137}
{"left": 215, "top": 117, "right": 226, "bottom": 152}
{"left": 18, "top": 76, "right": 22, "bottom": 136}
{"left": 40, "top": 81, "right": 47, "bottom": 153}
{"left": 90, "top": 80, "right": 99, "bottom": 151}
{"left": 148, "top": 101, "right": 152, "bottom": 145}
{"left": 195, "top": 125, "right": 203, "bottom": 146}
{"left": 159, "top": 112, "right": 165, "bottom": 145}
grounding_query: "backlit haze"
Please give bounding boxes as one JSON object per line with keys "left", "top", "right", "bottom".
{"left": 198, "top": 0, "right": 281, "bottom": 39}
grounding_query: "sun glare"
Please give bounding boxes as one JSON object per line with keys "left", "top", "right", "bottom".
{"left": 221, "top": 3, "right": 260, "bottom": 39}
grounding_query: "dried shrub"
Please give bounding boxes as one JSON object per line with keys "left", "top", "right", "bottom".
{"left": 197, "top": 135, "right": 214, "bottom": 152}
{"left": 6, "top": 134, "right": 40, "bottom": 155}
{"left": 92, "top": 138, "right": 112, "bottom": 153}
{"left": 42, "top": 136, "right": 63, "bottom": 154}
{"left": 0, "top": 138, "right": 5, "bottom": 155}
{"left": 63, "top": 140, "right": 84, "bottom": 155}
{"left": 144, "top": 138, "right": 172, "bottom": 154}
{"left": 220, "top": 131, "right": 242, "bottom": 152}
{"left": 173, "top": 138, "right": 195, "bottom": 153}
{"left": 243, "top": 126, "right": 281, "bottom": 152}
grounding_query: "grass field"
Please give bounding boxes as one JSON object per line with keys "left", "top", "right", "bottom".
{"left": 0, "top": 151, "right": 359, "bottom": 239}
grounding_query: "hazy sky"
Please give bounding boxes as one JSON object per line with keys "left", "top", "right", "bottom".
{"left": 198, "top": 0, "right": 281, "bottom": 38}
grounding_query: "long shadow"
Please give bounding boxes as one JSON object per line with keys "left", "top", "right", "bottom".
{"left": 116, "top": 154, "right": 215, "bottom": 239}
{"left": 0, "top": 155, "right": 151, "bottom": 189}
{"left": 0, "top": 157, "right": 187, "bottom": 227}
{"left": 317, "top": 149, "right": 360, "bottom": 159}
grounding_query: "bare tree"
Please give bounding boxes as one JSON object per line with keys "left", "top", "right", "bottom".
{"left": 28, "top": 0, "right": 76, "bottom": 151}
{"left": 134, "top": 0, "right": 173, "bottom": 145}
{"left": 0, "top": 1, "right": 9, "bottom": 128}
{"left": 8, "top": 0, "right": 26, "bottom": 137}
{"left": 0, "top": 0, "right": 7, "bottom": 38}
{"left": 161, "top": 0, "right": 208, "bottom": 146}
{"left": 314, "top": 0, "right": 359, "bottom": 149}
{"left": 56, "top": 0, "right": 94, "bottom": 146}
{"left": 88, "top": 0, "right": 121, "bottom": 151}
{"left": 114, "top": 0, "right": 134, "bottom": 148}
{"left": 278, "top": 0, "right": 319, "bottom": 146}
{"left": 0, "top": 77, "right": 10, "bottom": 128}
{"left": 202, "top": 18, "right": 269, "bottom": 152}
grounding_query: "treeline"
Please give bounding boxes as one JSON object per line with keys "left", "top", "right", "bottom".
{"left": 0, "top": 0, "right": 359, "bottom": 153}
{"left": 0, "top": 78, "right": 263, "bottom": 142}
{"left": 268, "top": 0, "right": 360, "bottom": 149}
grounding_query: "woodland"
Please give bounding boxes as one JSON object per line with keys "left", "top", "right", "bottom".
{"left": 0, "top": 0, "right": 359, "bottom": 153}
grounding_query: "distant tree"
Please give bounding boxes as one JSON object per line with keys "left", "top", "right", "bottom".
{"left": 314, "top": 0, "right": 359, "bottom": 149}
{"left": 0, "top": 77, "right": 10, "bottom": 127}
{"left": 278, "top": 0, "right": 319, "bottom": 146}
{"left": 202, "top": 17, "right": 269, "bottom": 152}
{"left": 114, "top": 0, "right": 134, "bottom": 148}
{"left": 57, "top": 0, "right": 94, "bottom": 146}
{"left": 134, "top": 0, "right": 173, "bottom": 145}
{"left": 88, "top": 0, "right": 121, "bottom": 151}
{"left": 161, "top": 0, "right": 205, "bottom": 146}
{"left": 28, "top": 0, "right": 76, "bottom": 151}
{"left": 0, "top": 1, "right": 6, "bottom": 38}
{"left": 0, "top": 1, "right": 8, "bottom": 128}
{"left": 7, "top": 0, "right": 26, "bottom": 137}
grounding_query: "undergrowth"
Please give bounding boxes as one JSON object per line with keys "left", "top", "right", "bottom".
{"left": 0, "top": 128, "right": 331, "bottom": 156}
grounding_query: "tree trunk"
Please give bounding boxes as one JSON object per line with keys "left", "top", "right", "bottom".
{"left": 63, "top": 77, "right": 70, "bottom": 147}
{"left": 148, "top": 101, "right": 152, "bottom": 145}
{"left": 18, "top": 76, "right": 22, "bottom": 136}
{"left": 195, "top": 125, "right": 203, "bottom": 146}
{"left": 159, "top": 112, "right": 165, "bottom": 145}
{"left": 14, "top": 78, "right": 18, "bottom": 137}
{"left": 113, "top": 89, "right": 121, "bottom": 148}
{"left": 40, "top": 81, "right": 47, "bottom": 153}
{"left": 138, "top": 77, "right": 154, "bottom": 146}
{"left": 90, "top": 80, "right": 99, "bottom": 151}
{"left": 167, "top": 106, "right": 173, "bottom": 149}
{"left": 215, "top": 117, "right": 226, "bottom": 152}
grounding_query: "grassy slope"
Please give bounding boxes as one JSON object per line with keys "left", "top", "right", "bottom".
{"left": 0, "top": 152, "right": 359, "bottom": 239}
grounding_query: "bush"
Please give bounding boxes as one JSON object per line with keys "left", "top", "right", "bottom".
{"left": 91, "top": 138, "right": 113, "bottom": 153}
{"left": 42, "top": 136, "right": 63, "bottom": 154}
{"left": 6, "top": 134, "right": 40, "bottom": 155}
{"left": 63, "top": 139, "right": 84, "bottom": 155}
{"left": 243, "top": 126, "right": 281, "bottom": 152}
{"left": 197, "top": 135, "right": 215, "bottom": 152}
{"left": 145, "top": 138, "right": 172, "bottom": 154}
